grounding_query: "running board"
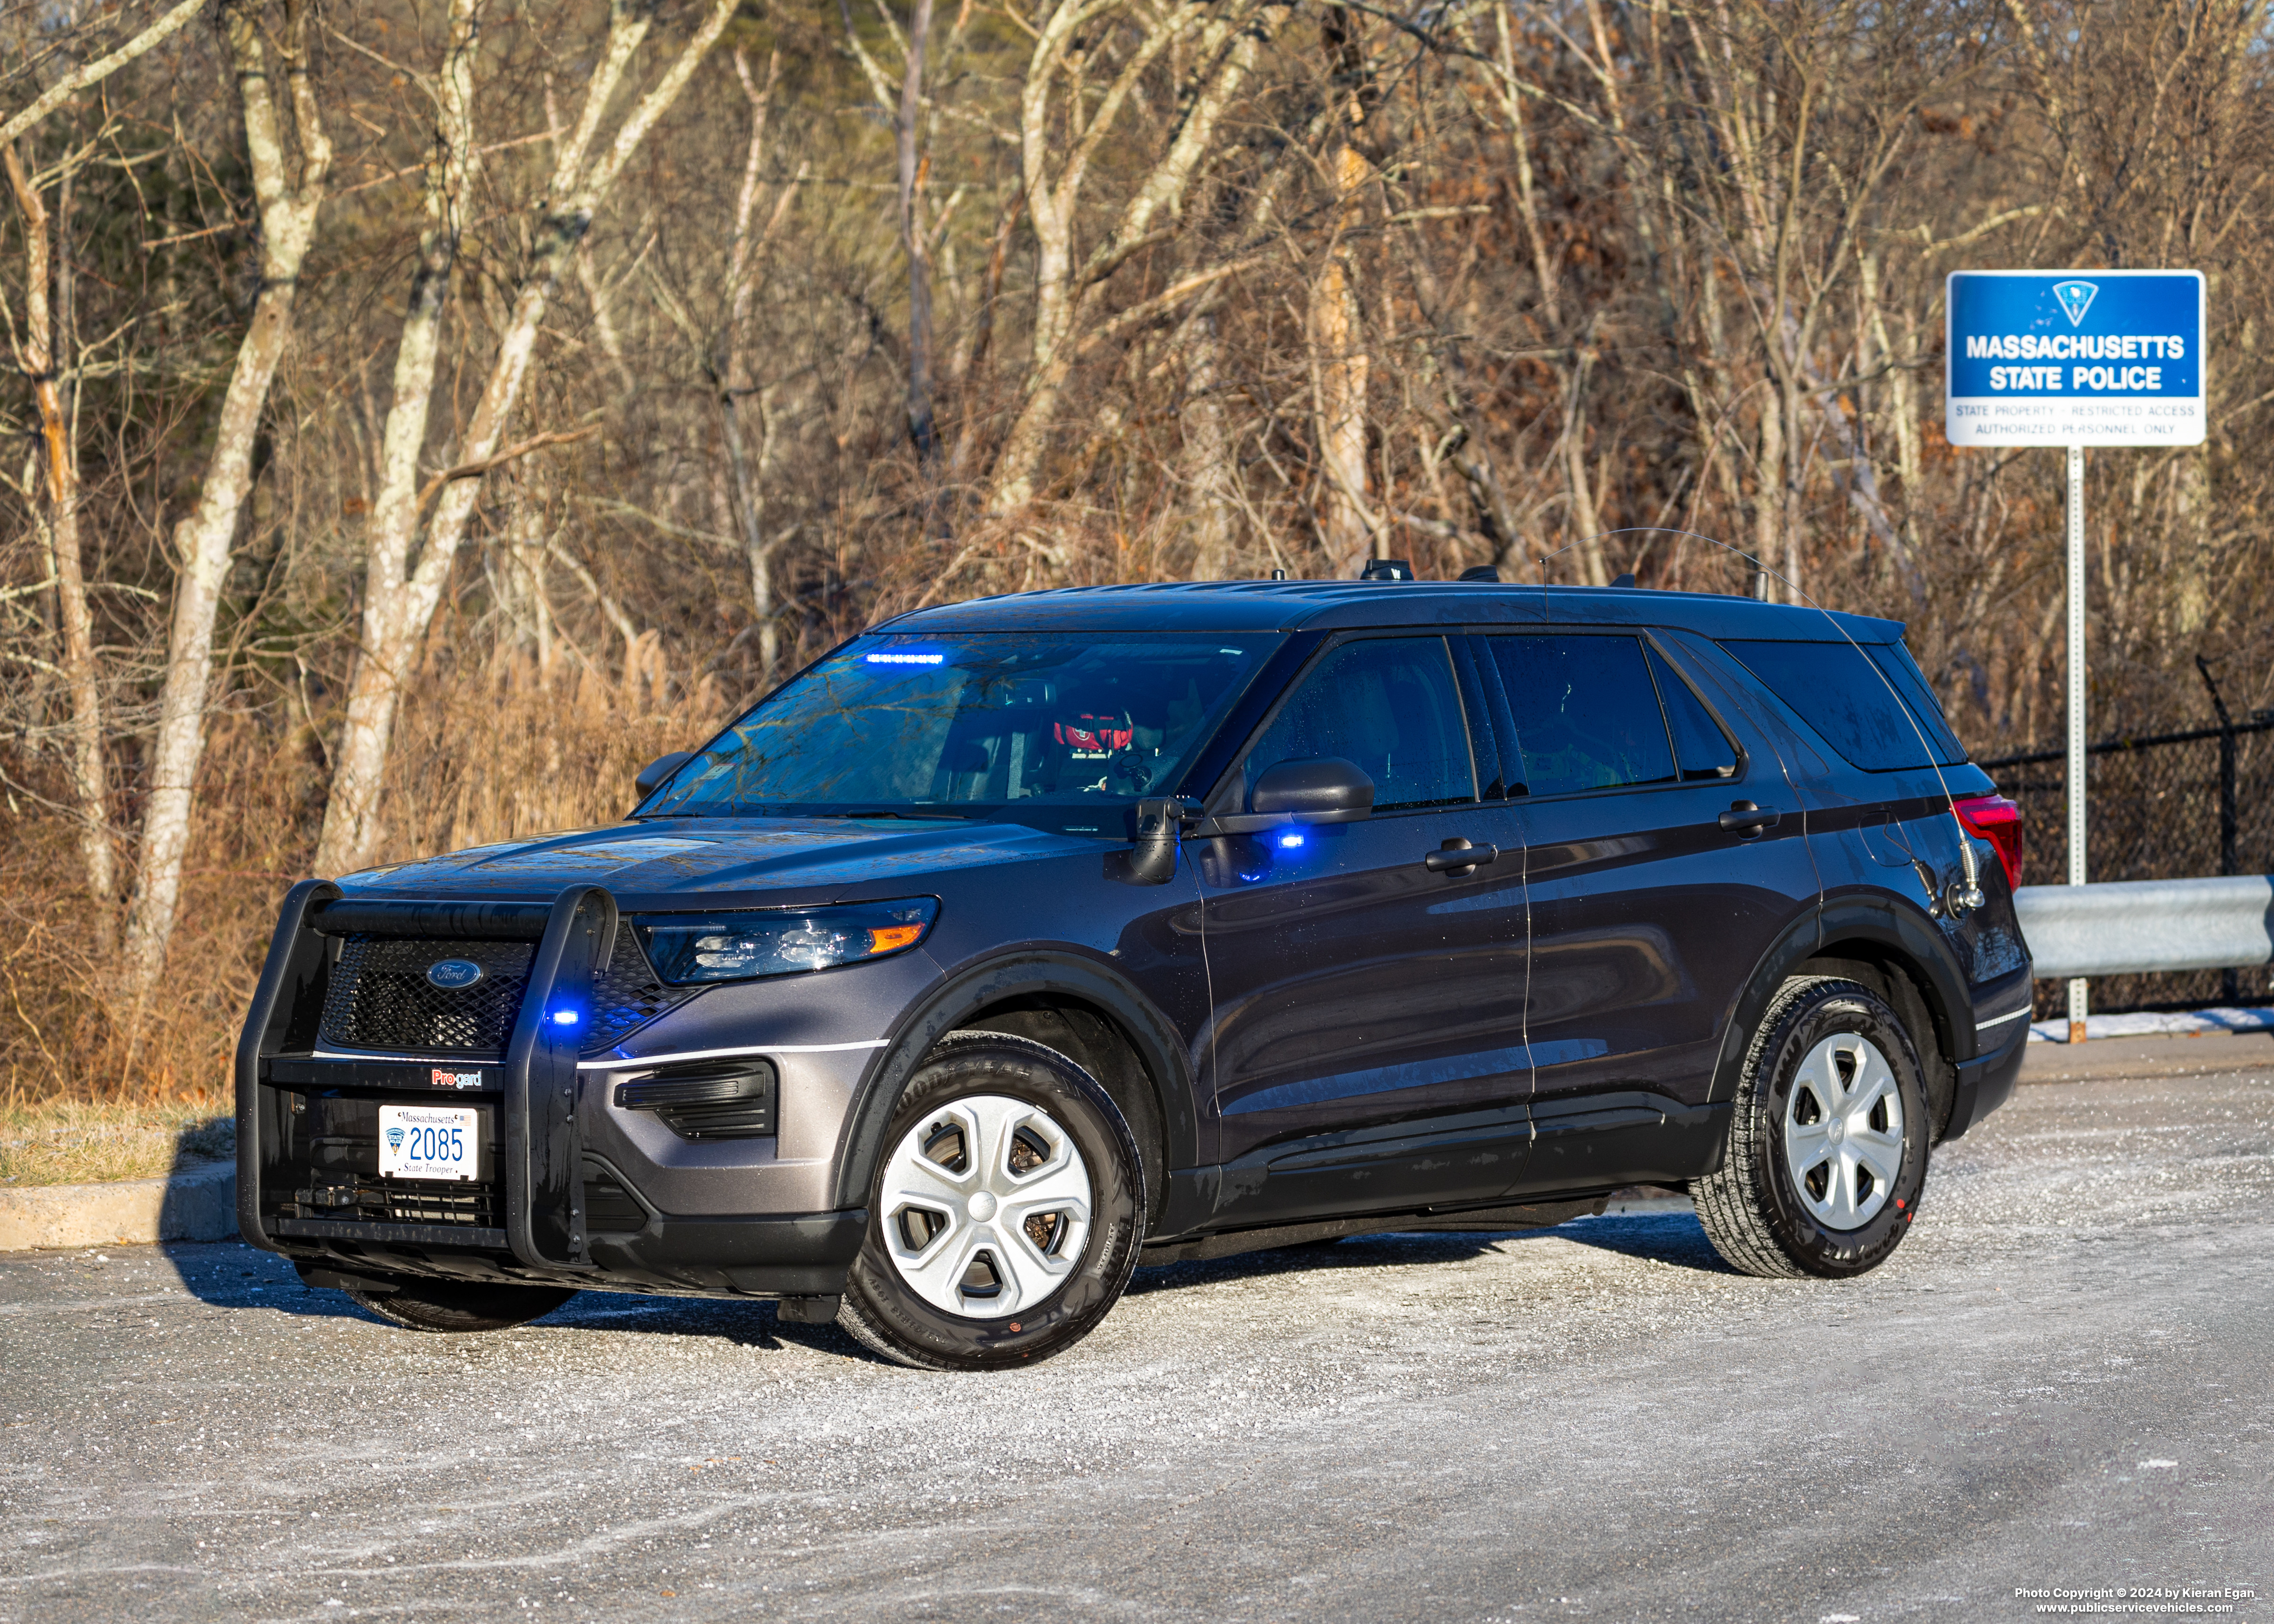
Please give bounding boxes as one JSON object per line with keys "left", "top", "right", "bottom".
{"left": 1140, "top": 1197, "right": 1609, "bottom": 1265}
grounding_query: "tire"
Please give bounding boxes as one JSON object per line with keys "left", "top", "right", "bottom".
{"left": 836, "top": 1031, "right": 1144, "bottom": 1371}
{"left": 1694, "top": 976, "right": 1930, "bottom": 1280}
{"left": 343, "top": 1277, "right": 578, "bottom": 1333}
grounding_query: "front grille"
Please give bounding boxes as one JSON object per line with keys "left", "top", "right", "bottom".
{"left": 319, "top": 929, "right": 695, "bottom": 1057}
{"left": 321, "top": 937, "right": 533, "bottom": 1054}
{"left": 587, "top": 941, "right": 698, "bottom": 1049}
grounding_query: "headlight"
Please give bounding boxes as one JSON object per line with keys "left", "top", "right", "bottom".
{"left": 629, "top": 899, "right": 940, "bottom": 985}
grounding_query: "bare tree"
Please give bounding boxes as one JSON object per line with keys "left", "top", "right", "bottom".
{"left": 121, "top": 0, "right": 332, "bottom": 1006}
{"left": 315, "top": 0, "right": 736, "bottom": 876}
{"left": 6, "top": 0, "right": 2274, "bottom": 1094}
{"left": 984, "top": 0, "right": 1283, "bottom": 516}
{"left": 0, "top": 0, "right": 213, "bottom": 953}
{"left": 4, "top": 140, "right": 113, "bottom": 945}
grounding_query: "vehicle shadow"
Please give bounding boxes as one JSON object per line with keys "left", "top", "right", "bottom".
{"left": 157, "top": 1238, "right": 885, "bottom": 1358}
{"left": 159, "top": 1239, "right": 357, "bottom": 1318}
{"left": 1126, "top": 1208, "right": 1735, "bottom": 1294}
{"left": 158, "top": 1210, "right": 1728, "bottom": 1357}
{"left": 546, "top": 1291, "right": 877, "bottom": 1361}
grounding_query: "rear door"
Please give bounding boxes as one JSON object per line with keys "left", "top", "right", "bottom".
{"left": 1196, "top": 632, "right": 1534, "bottom": 1225}
{"left": 1709, "top": 634, "right": 1970, "bottom": 903}
{"left": 1472, "top": 628, "right": 1822, "bottom": 1194}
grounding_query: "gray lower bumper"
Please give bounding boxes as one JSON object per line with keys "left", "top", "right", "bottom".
{"left": 1944, "top": 1018, "right": 2028, "bottom": 1140}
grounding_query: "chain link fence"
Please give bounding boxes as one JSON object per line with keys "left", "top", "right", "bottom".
{"left": 1981, "top": 702, "right": 2274, "bottom": 1016}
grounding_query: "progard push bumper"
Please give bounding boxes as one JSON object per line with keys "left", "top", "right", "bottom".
{"left": 235, "top": 881, "right": 867, "bottom": 1299}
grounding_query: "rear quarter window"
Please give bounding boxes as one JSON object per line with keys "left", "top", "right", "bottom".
{"left": 1718, "top": 639, "right": 1965, "bottom": 772}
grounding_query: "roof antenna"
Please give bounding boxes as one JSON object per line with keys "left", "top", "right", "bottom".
{"left": 1270, "top": 567, "right": 1287, "bottom": 580}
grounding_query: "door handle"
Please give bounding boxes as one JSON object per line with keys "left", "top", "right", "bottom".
{"left": 1717, "top": 801, "right": 1781, "bottom": 836}
{"left": 1424, "top": 837, "right": 1499, "bottom": 875}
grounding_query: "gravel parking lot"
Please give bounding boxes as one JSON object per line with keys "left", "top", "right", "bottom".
{"left": 4, "top": 1036, "right": 2270, "bottom": 1623}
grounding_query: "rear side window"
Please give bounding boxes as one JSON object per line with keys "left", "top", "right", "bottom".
{"left": 1244, "top": 636, "right": 1476, "bottom": 810}
{"left": 1719, "top": 639, "right": 1958, "bottom": 771}
{"left": 1488, "top": 634, "right": 1678, "bottom": 796}
{"left": 1645, "top": 645, "right": 1740, "bottom": 780}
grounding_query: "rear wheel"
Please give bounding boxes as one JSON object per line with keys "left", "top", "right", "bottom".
{"left": 1694, "top": 976, "right": 1929, "bottom": 1279}
{"left": 342, "top": 1277, "right": 577, "bottom": 1333}
{"left": 837, "top": 1032, "right": 1143, "bottom": 1371}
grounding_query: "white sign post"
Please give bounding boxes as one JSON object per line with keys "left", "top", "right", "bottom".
{"left": 1947, "top": 269, "right": 2206, "bottom": 1042}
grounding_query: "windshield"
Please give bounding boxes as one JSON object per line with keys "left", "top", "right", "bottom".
{"left": 639, "top": 632, "right": 1281, "bottom": 830}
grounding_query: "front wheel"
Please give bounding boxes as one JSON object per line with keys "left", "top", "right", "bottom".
{"left": 1694, "top": 976, "right": 1929, "bottom": 1279}
{"left": 836, "top": 1032, "right": 1144, "bottom": 1371}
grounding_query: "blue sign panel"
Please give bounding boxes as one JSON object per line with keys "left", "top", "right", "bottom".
{"left": 1946, "top": 269, "right": 2204, "bottom": 446}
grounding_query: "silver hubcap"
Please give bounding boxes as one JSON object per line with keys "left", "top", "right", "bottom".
{"left": 880, "top": 1094, "right": 1093, "bottom": 1319}
{"left": 1782, "top": 1032, "right": 1905, "bottom": 1231}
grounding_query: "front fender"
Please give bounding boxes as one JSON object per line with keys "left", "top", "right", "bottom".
{"left": 828, "top": 949, "right": 1203, "bottom": 1212}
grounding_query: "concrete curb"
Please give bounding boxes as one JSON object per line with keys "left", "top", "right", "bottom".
{"left": 0, "top": 1160, "right": 237, "bottom": 1252}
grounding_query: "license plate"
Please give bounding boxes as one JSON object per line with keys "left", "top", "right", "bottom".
{"left": 379, "top": 1104, "right": 479, "bottom": 1182}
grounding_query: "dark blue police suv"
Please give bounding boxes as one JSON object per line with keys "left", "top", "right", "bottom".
{"left": 238, "top": 576, "right": 2031, "bottom": 1369}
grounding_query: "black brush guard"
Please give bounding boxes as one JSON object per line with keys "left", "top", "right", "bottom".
{"left": 236, "top": 881, "right": 617, "bottom": 1274}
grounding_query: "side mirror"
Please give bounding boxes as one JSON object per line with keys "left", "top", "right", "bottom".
{"left": 1250, "top": 757, "right": 1374, "bottom": 823}
{"left": 635, "top": 750, "right": 696, "bottom": 798}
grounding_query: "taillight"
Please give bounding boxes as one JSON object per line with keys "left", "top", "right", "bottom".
{"left": 1952, "top": 793, "right": 2023, "bottom": 892}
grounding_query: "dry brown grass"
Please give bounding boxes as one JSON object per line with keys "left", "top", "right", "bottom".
{"left": 0, "top": 1096, "right": 233, "bottom": 1187}
{"left": 0, "top": 654, "right": 730, "bottom": 1113}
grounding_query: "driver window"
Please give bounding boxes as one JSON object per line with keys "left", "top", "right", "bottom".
{"left": 1242, "top": 637, "right": 1477, "bottom": 811}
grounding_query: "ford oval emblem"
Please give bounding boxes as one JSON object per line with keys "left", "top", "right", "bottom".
{"left": 426, "top": 958, "right": 484, "bottom": 990}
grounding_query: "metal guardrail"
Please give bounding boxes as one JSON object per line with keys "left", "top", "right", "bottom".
{"left": 2013, "top": 877, "right": 2274, "bottom": 980}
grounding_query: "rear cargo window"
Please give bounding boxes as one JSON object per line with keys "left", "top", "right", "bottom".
{"left": 1718, "top": 639, "right": 1962, "bottom": 771}
{"left": 1863, "top": 643, "right": 1969, "bottom": 764}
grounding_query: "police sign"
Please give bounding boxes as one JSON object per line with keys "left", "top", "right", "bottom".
{"left": 1945, "top": 269, "right": 2204, "bottom": 446}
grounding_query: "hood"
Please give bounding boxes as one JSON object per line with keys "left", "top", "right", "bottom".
{"left": 334, "top": 816, "right": 1099, "bottom": 908}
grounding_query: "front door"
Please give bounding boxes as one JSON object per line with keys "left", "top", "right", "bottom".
{"left": 1471, "top": 628, "right": 1822, "bottom": 1194}
{"left": 1196, "top": 633, "right": 1533, "bottom": 1225}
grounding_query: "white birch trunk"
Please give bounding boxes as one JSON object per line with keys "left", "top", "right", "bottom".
{"left": 314, "top": 0, "right": 484, "bottom": 876}
{"left": 1181, "top": 312, "right": 1236, "bottom": 580}
{"left": 121, "top": 0, "right": 332, "bottom": 1003}
{"left": 985, "top": 1, "right": 1273, "bottom": 516}
{"left": 720, "top": 52, "right": 793, "bottom": 685}
{"left": 316, "top": 0, "right": 735, "bottom": 876}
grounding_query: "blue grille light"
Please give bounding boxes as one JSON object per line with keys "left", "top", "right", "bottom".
{"left": 551, "top": 1008, "right": 580, "bottom": 1027}
{"left": 1277, "top": 831, "right": 1306, "bottom": 850}
{"left": 865, "top": 651, "right": 945, "bottom": 665}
